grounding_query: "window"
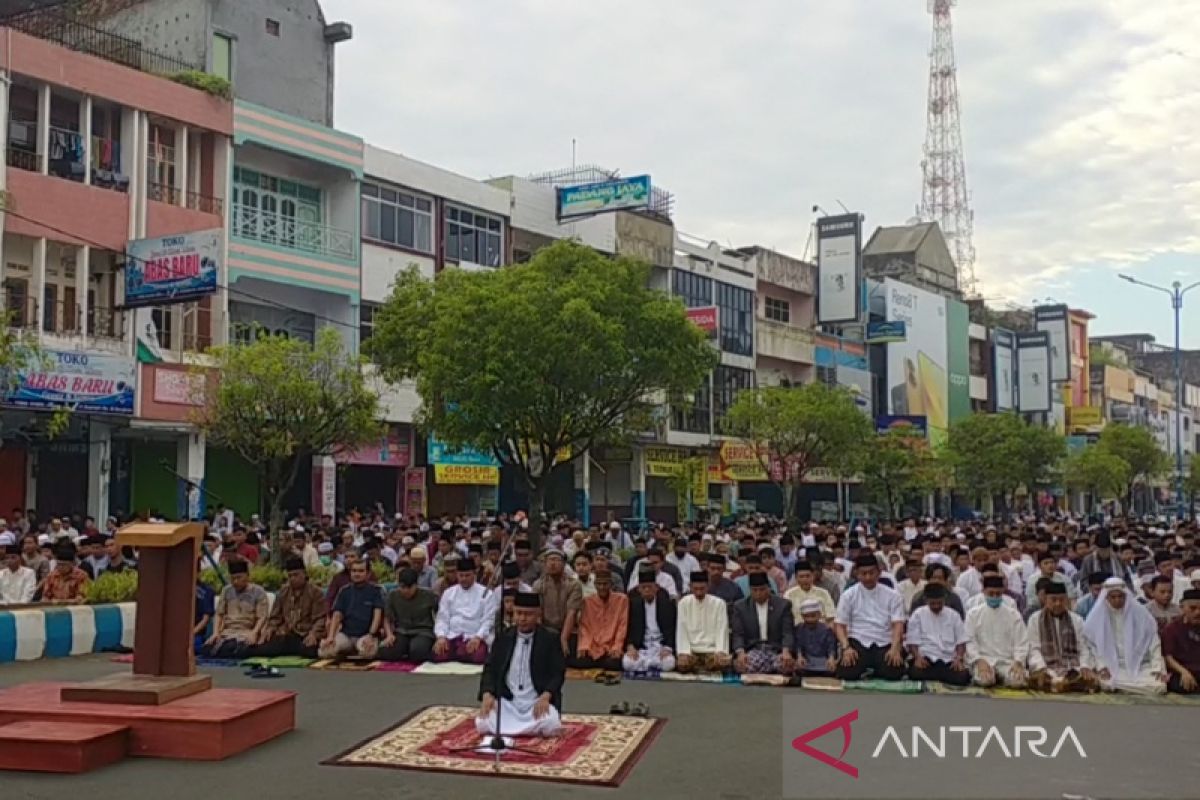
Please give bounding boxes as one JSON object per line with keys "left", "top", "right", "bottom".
{"left": 211, "top": 33, "right": 233, "bottom": 80}
{"left": 265, "top": 18, "right": 280, "bottom": 36}
{"left": 717, "top": 282, "right": 753, "bottom": 356}
{"left": 233, "top": 167, "right": 323, "bottom": 249}
{"left": 713, "top": 366, "right": 754, "bottom": 433}
{"left": 230, "top": 301, "right": 315, "bottom": 344}
{"left": 671, "top": 375, "right": 712, "bottom": 435}
{"left": 444, "top": 205, "right": 504, "bottom": 267}
{"left": 361, "top": 182, "right": 434, "bottom": 253}
{"left": 359, "top": 303, "right": 379, "bottom": 358}
{"left": 816, "top": 365, "right": 837, "bottom": 386}
{"left": 764, "top": 296, "right": 790, "bottom": 324}
{"left": 671, "top": 269, "right": 713, "bottom": 308}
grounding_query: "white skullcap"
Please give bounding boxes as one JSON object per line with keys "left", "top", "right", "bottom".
{"left": 0, "top": 532, "right": 14, "bottom": 546}
{"left": 798, "top": 598, "right": 822, "bottom": 614}
{"left": 1102, "top": 577, "right": 1126, "bottom": 592}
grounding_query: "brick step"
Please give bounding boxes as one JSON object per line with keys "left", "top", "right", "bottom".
{"left": 0, "top": 720, "right": 129, "bottom": 773}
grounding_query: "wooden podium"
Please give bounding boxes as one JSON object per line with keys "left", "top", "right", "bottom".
{"left": 62, "top": 522, "right": 212, "bottom": 705}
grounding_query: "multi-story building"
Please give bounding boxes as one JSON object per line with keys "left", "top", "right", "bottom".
{"left": 742, "top": 246, "right": 816, "bottom": 388}
{"left": 358, "top": 144, "right": 512, "bottom": 518}
{"left": 0, "top": 22, "right": 232, "bottom": 521}
{"left": 863, "top": 221, "right": 960, "bottom": 300}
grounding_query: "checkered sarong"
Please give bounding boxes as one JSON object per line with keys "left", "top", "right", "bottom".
{"left": 745, "top": 645, "right": 786, "bottom": 674}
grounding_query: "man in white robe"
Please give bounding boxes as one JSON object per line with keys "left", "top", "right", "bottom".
{"left": 676, "top": 570, "right": 731, "bottom": 673}
{"left": 1082, "top": 577, "right": 1167, "bottom": 695}
{"left": 476, "top": 592, "right": 565, "bottom": 738}
{"left": 1027, "top": 582, "right": 1099, "bottom": 693}
{"left": 623, "top": 568, "right": 677, "bottom": 673}
{"left": 965, "top": 574, "right": 1029, "bottom": 687}
{"left": 434, "top": 557, "right": 494, "bottom": 664}
{"left": 906, "top": 583, "right": 970, "bottom": 685}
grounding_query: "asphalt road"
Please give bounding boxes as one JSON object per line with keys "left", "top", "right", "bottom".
{"left": 2, "top": 655, "right": 1198, "bottom": 800}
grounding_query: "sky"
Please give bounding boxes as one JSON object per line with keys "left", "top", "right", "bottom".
{"left": 323, "top": 0, "right": 1200, "bottom": 347}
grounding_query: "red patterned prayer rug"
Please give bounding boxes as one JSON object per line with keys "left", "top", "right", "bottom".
{"left": 323, "top": 704, "right": 665, "bottom": 787}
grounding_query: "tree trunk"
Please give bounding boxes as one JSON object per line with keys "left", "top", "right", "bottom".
{"left": 781, "top": 482, "right": 796, "bottom": 525}
{"left": 266, "top": 456, "right": 304, "bottom": 566}
{"left": 526, "top": 473, "right": 546, "bottom": 551}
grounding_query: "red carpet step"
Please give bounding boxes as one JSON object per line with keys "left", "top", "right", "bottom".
{"left": 0, "top": 720, "right": 130, "bottom": 773}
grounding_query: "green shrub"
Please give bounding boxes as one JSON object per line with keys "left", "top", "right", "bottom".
{"left": 250, "top": 564, "right": 286, "bottom": 592}
{"left": 199, "top": 568, "right": 227, "bottom": 593}
{"left": 306, "top": 563, "right": 335, "bottom": 588}
{"left": 169, "top": 70, "right": 233, "bottom": 100}
{"left": 86, "top": 570, "right": 138, "bottom": 604}
{"left": 371, "top": 559, "right": 394, "bottom": 584}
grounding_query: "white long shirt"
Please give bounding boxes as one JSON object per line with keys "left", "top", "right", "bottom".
{"left": 906, "top": 605, "right": 968, "bottom": 662}
{"left": 956, "top": 567, "right": 984, "bottom": 598}
{"left": 835, "top": 582, "right": 906, "bottom": 648}
{"left": 1026, "top": 609, "right": 1097, "bottom": 672}
{"left": 434, "top": 582, "right": 494, "bottom": 642}
{"left": 0, "top": 565, "right": 36, "bottom": 605}
{"left": 676, "top": 593, "right": 729, "bottom": 656}
{"left": 666, "top": 552, "right": 702, "bottom": 582}
{"left": 965, "top": 603, "right": 1029, "bottom": 666}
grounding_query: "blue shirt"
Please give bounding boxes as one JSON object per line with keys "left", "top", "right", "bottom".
{"left": 1075, "top": 593, "right": 1099, "bottom": 619}
{"left": 795, "top": 622, "right": 838, "bottom": 666}
{"left": 195, "top": 583, "right": 216, "bottom": 624}
{"left": 333, "top": 582, "right": 385, "bottom": 637}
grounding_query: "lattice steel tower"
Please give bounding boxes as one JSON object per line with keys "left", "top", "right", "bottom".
{"left": 918, "top": 0, "right": 976, "bottom": 295}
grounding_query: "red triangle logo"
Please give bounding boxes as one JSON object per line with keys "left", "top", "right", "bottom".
{"left": 791, "top": 709, "right": 859, "bottom": 779}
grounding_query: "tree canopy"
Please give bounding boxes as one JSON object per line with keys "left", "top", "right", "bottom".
{"left": 855, "top": 428, "right": 940, "bottom": 521}
{"left": 197, "top": 328, "right": 381, "bottom": 552}
{"left": 722, "top": 382, "right": 872, "bottom": 521}
{"left": 0, "top": 310, "right": 68, "bottom": 441}
{"left": 1095, "top": 423, "right": 1171, "bottom": 505}
{"left": 368, "top": 240, "right": 717, "bottom": 542}
{"left": 1062, "top": 446, "right": 1130, "bottom": 509}
{"left": 943, "top": 412, "right": 1065, "bottom": 511}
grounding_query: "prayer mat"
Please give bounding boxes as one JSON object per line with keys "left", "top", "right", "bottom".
{"left": 926, "top": 682, "right": 988, "bottom": 697}
{"left": 375, "top": 661, "right": 420, "bottom": 673}
{"left": 565, "top": 668, "right": 603, "bottom": 681}
{"left": 411, "top": 662, "right": 485, "bottom": 676}
{"left": 623, "top": 670, "right": 663, "bottom": 681}
{"left": 240, "top": 656, "right": 316, "bottom": 669}
{"left": 800, "top": 676, "right": 844, "bottom": 691}
{"left": 196, "top": 657, "right": 242, "bottom": 667}
{"left": 323, "top": 704, "right": 665, "bottom": 788}
{"left": 109, "top": 654, "right": 134, "bottom": 664}
{"left": 309, "top": 658, "right": 380, "bottom": 671}
{"left": 844, "top": 679, "right": 925, "bottom": 694}
{"left": 739, "top": 673, "right": 790, "bottom": 687}
{"left": 660, "top": 671, "right": 730, "bottom": 684}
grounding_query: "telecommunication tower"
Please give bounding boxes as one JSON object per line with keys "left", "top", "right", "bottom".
{"left": 918, "top": 0, "right": 977, "bottom": 295}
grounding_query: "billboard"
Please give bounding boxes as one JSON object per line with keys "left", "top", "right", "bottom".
{"left": 1017, "top": 331, "right": 1052, "bottom": 413}
{"left": 125, "top": 229, "right": 221, "bottom": 308}
{"left": 427, "top": 436, "right": 499, "bottom": 485}
{"left": 816, "top": 213, "right": 862, "bottom": 324}
{"left": 993, "top": 328, "right": 1016, "bottom": 411}
{"left": 946, "top": 298, "right": 971, "bottom": 425}
{"left": 1034, "top": 304, "right": 1070, "bottom": 383}
{"left": 686, "top": 306, "right": 718, "bottom": 333}
{"left": 885, "top": 279, "right": 948, "bottom": 441}
{"left": 556, "top": 175, "right": 651, "bottom": 220}
{"left": 875, "top": 415, "right": 928, "bottom": 436}
{"left": 3, "top": 350, "right": 135, "bottom": 415}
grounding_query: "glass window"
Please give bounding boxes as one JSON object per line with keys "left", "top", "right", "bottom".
{"left": 444, "top": 204, "right": 504, "bottom": 267}
{"left": 713, "top": 366, "right": 754, "bottom": 433}
{"left": 671, "top": 375, "right": 712, "bottom": 434}
{"left": 764, "top": 296, "right": 790, "bottom": 324}
{"left": 671, "top": 269, "right": 713, "bottom": 308}
{"left": 360, "top": 181, "right": 435, "bottom": 253}
{"left": 717, "top": 282, "right": 754, "bottom": 356}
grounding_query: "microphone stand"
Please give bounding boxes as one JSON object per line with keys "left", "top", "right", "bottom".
{"left": 448, "top": 524, "right": 541, "bottom": 769}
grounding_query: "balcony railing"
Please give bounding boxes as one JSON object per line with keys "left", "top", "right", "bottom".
{"left": 48, "top": 125, "right": 85, "bottom": 182}
{"left": 4, "top": 12, "right": 202, "bottom": 77}
{"left": 147, "top": 180, "right": 181, "bottom": 205}
{"left": 3, "top": 293, "right": 38, "bottom": 329}
{"left": 42, "top": 299, "right": 82, "bottom": 335}
{"left": 232, "top": 203, "right": 356, "bottom": 260}
{"left": 87, "top": 307, "right": 126, "bottom": 340}
{"left": 6, "top": 145, "right": 38, "bottom": 172}
{"left": 186, "top": 190, "right": 223, "bottom": 215}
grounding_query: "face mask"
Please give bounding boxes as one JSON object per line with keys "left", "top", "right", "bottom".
{"left": 985, "top": 596, "right": 1003, "bottom": 609}
{"left": 319, "top": 556, "right": 332, "bottom": 566}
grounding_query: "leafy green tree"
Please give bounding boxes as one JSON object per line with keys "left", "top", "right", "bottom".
{"left": 197, "top": 328, "right": 382, "bottom": 557}
{"left": 723, "top": 383, "right": 872, "bottom": 522}
{"left": 856, "top": 429, "right": 939, "bottom": 520}
{"left": 0, "top": 310, "right": 69, "bottom": 441}
{"left": 943, "top": 413, "right": 1066, "bottom": 513}
{"left": 1063, "top": 447, "right": 1131, "bottom": 512}
{"left": 1095, "top": 424, "right": 1172, "bottom": 508}
{"left": 369, "top": 240, "right": 716, "bottom": 546}
{"left": 1186, "top": 453, "right": 1200, "bottom": 512}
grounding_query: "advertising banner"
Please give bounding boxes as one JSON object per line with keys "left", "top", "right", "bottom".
{"left": 865, "top": 320, "right": 906, "bottom": 344}
{"left": 1034, "top": 304, "right": 1070, "bottom": 383}
{"left": 1017, "top": 331, "right": 1052, "bottom": 413}
{"left": 125, "top": 229, "right": 221, "bottom": 308}
{"left": 1068, "top": 405, "right": 1103, "bottom": 428}
{"left": 816, "top": 214, "right": 862, "bottom": 324}
{"left": 644, "top": 446, "right": 688, "bottom": 477}
{"left": 428, "top": 436, "right": 500, "bottom": 485}
{"left": 556, "top": 175, "right": 651, "bottom": 220}
{"left": 686, "top": 306, "right": 719, "bottom": 333}
{"left": 993, "top": 328, "right": 1016, "bottom": 411}
{"left": 4, "top": 350, "right": 135, "bottom": 415}
{"left": 403, "top": 467, "right": 427, "bottom": 517}
{"left": 875, "top": 415, "right": 928, "bottom": 436}
{"left": 885, "top": 279, "right": 948, "bottom": 442}
{"left": 946, "top": 298, "right": 971, "bottom": 426}
{"left": 337, "top": 426, "right": 411, "bottom": 467}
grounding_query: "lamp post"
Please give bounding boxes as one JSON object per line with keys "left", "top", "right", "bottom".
{"left": 1118, "top": 275, "right": 1200, "bottom": 519}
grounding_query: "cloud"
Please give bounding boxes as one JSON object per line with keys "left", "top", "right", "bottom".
{"left": 323, "top": 0, "right": 1199, "bottom": 307}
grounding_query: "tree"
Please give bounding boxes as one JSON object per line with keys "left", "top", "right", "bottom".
{"left": 1063, "top": 447, "right": 1130, "bottom": 512}
{"left": 1186, "top": 453, "right": 1200, "bottom": 513}
{"left": 856, "top": 429, "right": 939, "bottom": 521}
{"left": 723, "top": 383, "right": 872, "bottom": 522}
{"left": 197, "top": 328, "right": 382, "bottom": 558}
{"left": 368, "top": 240, "right": 716, "bottom": 546}
{"left": 943, "top": 413, "right": 1066, "bottom": 513}
{"left": 0, "top": 310, "right": 69, "bottom": 441}
{"left": 1095, "top": 424, "right": 1172, "bottom": 508}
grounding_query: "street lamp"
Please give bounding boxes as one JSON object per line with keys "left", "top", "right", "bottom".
{"left": 1118, "top": 274, "right": 1200, "bottom": 519}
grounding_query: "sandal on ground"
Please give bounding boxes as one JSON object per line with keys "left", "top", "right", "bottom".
{"left": 630, "top": 702, "right": 650, "bottom": 717}
{"left": 594, "top": 672, "right": 610, "bottom": 683}
{"left": 604, "top": 673, "right": 622, "bottom": 686}
{"left": 251, "top": 666, "right": 284, "bottom": 679}
{"left": 608, "top": 701, "right": 630, "bottom": 715}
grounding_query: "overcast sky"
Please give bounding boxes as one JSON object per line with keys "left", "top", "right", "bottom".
{"left": 324, "top": 0, "right": 1199, "bottom": 346}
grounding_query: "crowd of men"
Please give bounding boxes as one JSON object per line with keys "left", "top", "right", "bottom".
{"left": 4, "top": 504, "right": 1200, "bottom": 697}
